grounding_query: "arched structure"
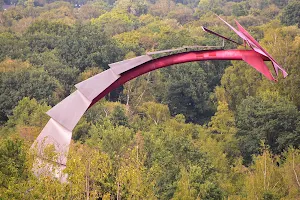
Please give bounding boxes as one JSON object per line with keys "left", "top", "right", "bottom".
{"left": 31, "top": 17, "right": 288, "bottom": 181}
{"left": 90, "top": 49, "right": 273, "bottom": 107}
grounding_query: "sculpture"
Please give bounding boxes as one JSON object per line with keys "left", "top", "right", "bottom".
{"left": 31, "top": 16, "right": 288, "bottom": 181}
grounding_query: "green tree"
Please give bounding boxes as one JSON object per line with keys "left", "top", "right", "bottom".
{"left": 110, "top": 105, "right": 129, "bottom": 127}
{"left": 137, "top": 102, "right": 170, "bottom": 126}
{"left": 143, "top": 118, "right": 219, "bottom": 199}
{"left": 115, "top": 0, "right": 148, "bottom": 16}
{"left": 0, "top": 138, "right": 27, "bottom": 194}
{"left": 86, "top": 120, "right": 133, "bottom": 159}
{"left": 117, "top": 137, "right": 156, "bottom": 199}
{"left": 75, "top": 1, "right": 110, "bottom": 21}
{"left": 6, "top": 97, "right": 50, "bottom": 128}
{"left": 0, "top": 68, "right": 63, "bottom": 123}
{"left": 65, "top": 143, "right": 112, "bottom": 199}
{"left": 172, "top": 167, "right": 195, "bottom": 200}
{"left": 197, "top": 0, "right": 224, "bottom": 15}
{"left": 280, "top": 0, "right": 300, "bottom": 27}
{"left": 232, "top": 1, "right": 250, "bottom": 16}
{"left": 0, "top": 32, "right": 29, "bottom": 61}
{"left": 91, "top": 9, "right": 139, "bottom": 36}
{"left": 243, "top": 149, "right": 286, "bottom": 199}
{"left": 217, "top": 61, "right": 262, "bottom": 111}
{"left": 165, "top": 63, "right": 213, "bottom": 124}
{"left": 72, "top": 117, "right": 90, "bottom": 143}
{"left": 236, "top": 95, "right": 300, "bottom": 164}
{"left": 149, "top": 0, "right": 176, "bottom": 17}
{"left": 280, "top": 148, "right": 300, "bottom": 199}
{"left": 259, "top": 23, "right": 300, "bottom": 108}
{"left": 208, "top": 101, "right": 236, "bottom": 135}
{"left": 58, "top": 23, "right": 123, "bottom": 71}
{"left": 29, "top": 51, "right": 79, "bottom": 95}
{"left": 24, "top": 20, "right": 72, "bottom": 55}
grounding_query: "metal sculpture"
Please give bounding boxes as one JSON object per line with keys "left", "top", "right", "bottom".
{"left": 31, "top": 17, "right": 288, "bottom": 181}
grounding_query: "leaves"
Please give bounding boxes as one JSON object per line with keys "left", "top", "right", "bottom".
{"left": 0, "top": 1, "right": 300, "bottom": 199}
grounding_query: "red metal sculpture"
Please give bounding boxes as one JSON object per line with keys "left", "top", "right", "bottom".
{"left": 31, "top": 17, "right": 288, "bottom": 181}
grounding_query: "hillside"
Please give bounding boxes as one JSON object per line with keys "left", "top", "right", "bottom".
{"left": 0, "top": 0, "right": 300, "bottom": 199}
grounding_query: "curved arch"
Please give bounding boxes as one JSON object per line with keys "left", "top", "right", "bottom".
{"left": 31, "top": 15, "right": 289, "bottom": 182}
{"left": 90, "top": 49, "right": 269, "bottom": 107}
{"left": 31, "top": 49, "right": 271, "bottom": 180}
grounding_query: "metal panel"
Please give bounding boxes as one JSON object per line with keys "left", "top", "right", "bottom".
{"left": 109, "top": 55, "right": 152, "bottom": 74}
{"left": 75, "top": 69, "right": 120, "bottom": 101}
{"left": 218, "top": 16, "right": 288, "bottom": 79}
{"left": 47, "top": 90, "right": 91, "bottom": 131}
{"left": 235, "top": 20, "right": 288, "bottom": 78}
{"left": 242, "top": 53, "right": 275, "bottom": 81}
{"left": 32, "top": 158, "right": 68, "bottom": 183}
{"left": 31, "top": 118, "right": 72, "bottom": 165}
{"left": 90, "top": 49, "right": 271, "bottom": 107}
{"left": 146, "top": 48, "right": 185, "bottom": 55}
{"left": 201, "top": 26, "right": 242, "bottom": 46}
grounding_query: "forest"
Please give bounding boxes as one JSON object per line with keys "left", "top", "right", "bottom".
{"left": 0, "top": 0, "right": 300, "bottom": 199}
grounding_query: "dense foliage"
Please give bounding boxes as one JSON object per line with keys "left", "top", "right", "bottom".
{"left": 0, "top": 0, "right": 300, "bottom": 199}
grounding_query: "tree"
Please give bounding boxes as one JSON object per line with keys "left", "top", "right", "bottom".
{"left": 117, "top": 139, "right": 156, "bottom": 199}
{"left": 243, "top": 149, "right": 286, "bottom": 199}
{"left": 217, "top": 61, "right": 263, "bottom": 111}
{"left": 72, "top": 117, "right": 91, "bottom": 143}
{"left": 91, "top": 9, "right": 139, "bottom": 37}
{"left": 65, "top": 143, "right": 112, "bottom": 199}
{"left": 143, "top": 118, "right": 219, "bottom": 199}
{"left": 86, "top": 120, "right": 133, "bottom": 159}
{"left": 148, "top": 0, "right": 176, "bottom": 17}
{"left": 165, "top": 63, "right": 213, "bottom": 124}
{"left": 75, "top": 1, "right": 110, "bottom": 21}
{"left": 6, "top": 97, "right": 50, "bottom": 129}
{"left": 236, "top": 95, "right": 300, "bottom": 164}
{"left": 58, "top": 23, "right": 124, "bottom": 71}
{"left": 0, "top": 32, "right": 29, "bottom": 61}
{"left": 114, "top": 0, "right": 148, "bottom": 16}
{"left": 119, "top": 71, "right": 166, "bottom": 109}
{"left": 0, "top": 68, "right": 63, "bottom": 123}
{"left": 197, "top": 0, "right": 224, "bottom": 15}
{"left": 167, "top": 4, "right": 194, "bottom": 24}
{"left": 0, "top": 138, "right": 27, "bottom": 194}
{"left": 137, "top": 102, "right": 170, "bottom": 126}
{"left": 281, "top": 148, "right": 300, "bottom": 199}
{"left": 232, "top": 1, "right": 249, "bottom": 16}
{"left": 208, "top": 101, "right": 236, "bottom": 135}
{"left": 259, "top": 23, "right": 300, "bottom": 109}
{"left": 25, "top": 20, "right": 71, "bottom": 55}
{"left": 110, "top": 105, "right": 129, "bottom": 127}
{"left": 172, "top": 167, "right": 195, "bottom": 200}
{"left": 84, "top": 101, "right": 128, "bottom": 126}
{"left": 29, "top": 51, "right": 79, "bottom": 95}
{"left": 37, "top": 3, "right": 76, "bottom": 25}
{"left": 280, "top": 0, "right": 300, "bottom": 27}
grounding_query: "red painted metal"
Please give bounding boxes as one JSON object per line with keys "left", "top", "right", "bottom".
{"left": 90, "top": 49, "right": 270, "bottom": 107}
{"left": 216, "top": 16, "right": 287, "bottom": 78}
{"left": 235, "top": 20, "right": 288, "bottom": 77}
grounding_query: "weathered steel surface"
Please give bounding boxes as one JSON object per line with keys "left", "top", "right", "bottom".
{"left": 109, "top": 55, "right": 152, "bottom": 74}
{"left": 32, "top": 118, "right": 72, "bottom": 165}
{"left": 75, "top": 69, "right": 120, "bottom": 101}
{"left": 47, "top": 90, "right": 91, "bottom": 131}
